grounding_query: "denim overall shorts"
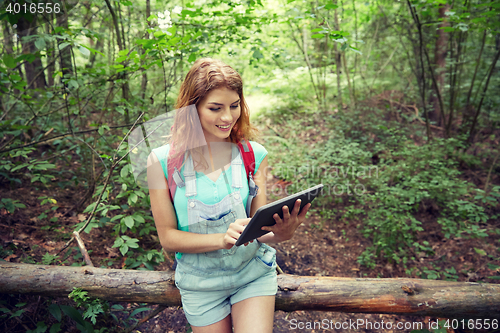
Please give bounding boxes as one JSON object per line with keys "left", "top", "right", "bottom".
{"left": 173, "top": 144, "right": 278, "bottom": 327}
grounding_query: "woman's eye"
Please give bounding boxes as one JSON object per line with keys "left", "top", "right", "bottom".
{"left": 209, "top": 108, "right": 220, "bottom": 111}
{"left": 231, "top": 105, "right": 239, "bottom": 109}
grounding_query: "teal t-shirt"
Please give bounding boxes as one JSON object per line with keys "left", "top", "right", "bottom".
{"left": 152, "top": 142, "right": 267, "bottom": 257}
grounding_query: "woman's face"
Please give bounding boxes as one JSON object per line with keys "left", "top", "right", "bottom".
{"left": 197, "top": 87, "right": 241, "bottom": 143}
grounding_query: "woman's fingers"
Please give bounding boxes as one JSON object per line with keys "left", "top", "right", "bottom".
{"left": 299, "top": 202, "right": 312, "bottom": 218}
{"left": 283, "top": 205, "right": 291, "bottom": 220}
{"left": 292, "top": 199, "right": 301, "bottom": 215}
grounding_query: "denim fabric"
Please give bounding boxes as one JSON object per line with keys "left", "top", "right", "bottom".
{"left": 173, "top": 145, "right": 277, "bottom": 326}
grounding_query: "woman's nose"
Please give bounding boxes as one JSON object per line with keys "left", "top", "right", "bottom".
{"left": 220, "top": 107, "right": 233, "bottom": 121}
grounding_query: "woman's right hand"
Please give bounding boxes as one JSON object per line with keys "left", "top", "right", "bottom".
{"left": 222, "top": 218, "right": 251, "bottom": 249}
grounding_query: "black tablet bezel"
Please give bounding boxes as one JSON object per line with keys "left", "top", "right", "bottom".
{"left": 235, "top": 184, "right": 323, "bottom": 246}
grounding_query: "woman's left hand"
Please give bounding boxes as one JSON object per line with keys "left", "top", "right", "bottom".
{"left": 260, "top": 199, "right": 311, "bottom": 243}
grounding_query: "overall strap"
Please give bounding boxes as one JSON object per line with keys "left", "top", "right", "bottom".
{"left": 231, "top": 144, "right": 243, "bottom": 189}
{"left": 183, "top": 153, "right": 197, "bottom": 197}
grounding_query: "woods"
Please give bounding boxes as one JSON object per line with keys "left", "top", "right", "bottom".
{"left": 1, "top": 0, "right": 499, "bottom": 332}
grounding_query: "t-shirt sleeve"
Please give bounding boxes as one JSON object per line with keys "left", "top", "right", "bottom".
{"left": 250, "top": 141, "right": 268, "bottom": 174}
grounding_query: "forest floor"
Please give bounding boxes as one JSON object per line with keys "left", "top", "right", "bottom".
{"left": 1, "top": 109, "right": 499, "bottom": 333}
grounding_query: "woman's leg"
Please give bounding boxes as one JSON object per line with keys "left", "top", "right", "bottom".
{"left": 231, "top": 296, "right": 275, "bottom": 333}
{"left": 191, "top": 314, "right": 232, "bottom": 333}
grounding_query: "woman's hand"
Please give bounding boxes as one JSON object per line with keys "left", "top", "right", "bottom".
{"left": 222, "top": 218, "right": 252, "bottom": 249}
{"left": 261, "top": 199, "right": 311, "bottom": 243}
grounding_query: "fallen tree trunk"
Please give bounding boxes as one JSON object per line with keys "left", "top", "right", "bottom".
{"left": 1, "top": 262, "right": 499, "bottom": 319}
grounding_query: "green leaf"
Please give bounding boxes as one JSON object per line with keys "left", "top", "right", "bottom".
{"left": 182, "top": 34, "right": 191, "bottom": 43}
{"left": 123, "top": 216, "right": 135, "bottom": 229}
{"left": 349, "top": 46, "right": 362, "bottom": 55}
{"left": 11, "top": 309, "right": 24, "bottom": 317}
{"left": 120, "top": 244, "right": 129, "bottom": 256}
{"left": 324, "top": 4, "right": 338, "bottom": 9}
{"left": 98, "top": 125, "right": 110, "bottom": 136}
{"left": 113, "top": 237, "right": 124, "bottom": 249}
{"left": 130, "top": 307, "right": 151, "bottom": 317}
{"left": 3, "top": 54, "right": 17, "bottom": 68}
{"left": 116, "top": 56, "right": 127, "bottom": 63}
{"left": 118, "top": 49, "right": 129, "bottom": 57}
{"left": 167, "top": 26, "right": 177, "bottom": 36}
{"left": 68, "top": 79, "right": 79, "bottom": 89}
{"left": 58, "top": 42, "right": 70, "bottom": 50}
{"left": 474, "top": 248, "right": 487, "bottom": 256}
{"left": 48, "top": 304, "right": 62, "bottom": 322}
{"left": 60, "top": 305, "right": 86, "bottom": 327}
{"left": 188, "top": 53, "right": 197, "bottom": 62}
{"left": 153, "top": 31, "right": 166, "bottom": 38}
{"left": 129, "top": 193, "right": 138, "bottom": 204}
{"left": 35, "top": 37, "right": 46, "bottom": 50}
{"left": 133, "top": 214, "right": 145, "bottom": 223}
{"left": 49, "top": 323, "right": 61, "bottom": 333}
{"left": 126, "top": 237, "right": 139, "bottom": 248}
{"left": 110, "top": 214, "right": 124, "bottom": 222}
{"left": 78, "top": 46, "right": 90, "bottom": 57}
{"left": 120, "top": 165, "right": 130, "bottom": 178}
{"left": 311, "top": 33, "right": 325, "bottom": 38}
{"left": 252, "top": 49, "right": 263, "bottom": 59}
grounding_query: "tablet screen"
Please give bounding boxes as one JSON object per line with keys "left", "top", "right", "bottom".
{"left": 235, "top": 184, "right": 323, "bottom": 246}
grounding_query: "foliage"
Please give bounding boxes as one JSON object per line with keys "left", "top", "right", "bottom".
{"left": 265, "top": 104, "right": 498, "bottom": 270}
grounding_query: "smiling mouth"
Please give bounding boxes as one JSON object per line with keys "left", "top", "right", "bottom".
{"left": 216, "top": 124, "right": 231, "bottom": 129}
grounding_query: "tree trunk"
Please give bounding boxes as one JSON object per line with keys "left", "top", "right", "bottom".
{"left": 1, "top": 262, "right": 499, "bottom": 319}
{"left": 57, "top": 13, "right": 73, "bottom": 77}
{"left": 104, "top": 0, "right": 131, "bottom": 124}
{"left": 431, "top": 4, "right": 450, "bottom": 126}
{"left": 333, "top": 5, "right": 343, "bottom": 108}
{"left": 2, "top": 20, "right": 14, "bottom": 55}
{"left": 17, "top": 16, "right": 47, "bottom": 89}
{"left": 45, "top": 14, "right": 55, "bottom": 87}
{"left": 140, "top": 0, "right": 151, "bottom": 102}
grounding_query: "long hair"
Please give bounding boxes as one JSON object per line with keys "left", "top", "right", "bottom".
{"left": 169, "top": 58, "right": 258, "bottom": 169}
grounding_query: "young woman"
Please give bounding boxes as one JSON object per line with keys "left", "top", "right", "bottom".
{"left": 147, "top": 58, "right": 310, "bottom": 333}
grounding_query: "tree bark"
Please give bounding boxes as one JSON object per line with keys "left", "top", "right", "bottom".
{"left": 333, "top": 5, "right": 343, "bottom": 108}
{"left": 1, "top": 262, "right": 499, "bottom": 319}
{"left": 56, "top": 10, "right": 73, "bottom": 77}
{"left": 431, "top": 4, "right": 450, "bottom": 127}
{"left": 17, "top": 16, "right": 47, "bottom": 89}
{"left": 467, "top": 45, "right": 500, "bottom": 142}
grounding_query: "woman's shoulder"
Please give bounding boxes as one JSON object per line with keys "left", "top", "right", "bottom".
{"left": 151, "top": 143, "right": 171, "bottom": 160}
{"left": 248, "top": 141, "right": 267, "bottom": 157}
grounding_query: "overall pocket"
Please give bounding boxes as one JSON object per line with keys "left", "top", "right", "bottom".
{"left": 254, "top": 244, "right": 277, "bottom": 270}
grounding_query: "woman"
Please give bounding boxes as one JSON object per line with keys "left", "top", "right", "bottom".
{"left": 148, "top": 58, "right": 310, "bottom": 333}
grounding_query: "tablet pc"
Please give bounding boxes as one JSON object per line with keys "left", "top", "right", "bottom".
{"left": 235, "top": 184, "right": 323, "bottom": 246}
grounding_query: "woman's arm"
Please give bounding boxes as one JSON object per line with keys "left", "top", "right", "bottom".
{"left": 251, "top": 156, "right": 311, "bottom": 244}
{"left": 148, "top": 152, "right": 247, "bottom": 253}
